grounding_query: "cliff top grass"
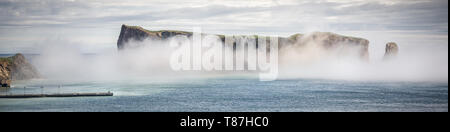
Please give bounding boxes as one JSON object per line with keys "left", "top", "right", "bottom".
{"left": 310, "top": 32, "right": 369, "bottom": 42}
{"left": 123, "top": 25, "right": 192, "bottom": 35}
{"left": 0, "top": 56, "right": 13, "bottom": 64}
{"left": 0, "top": 54, "right": 24, "bottom": 64}
{"left": 289, "top": 33, "right": 304, "bottom": 40}
{"left": 123, "top": 25, "right": 277, "bottom": 39}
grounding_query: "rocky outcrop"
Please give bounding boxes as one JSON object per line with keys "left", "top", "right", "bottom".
{"left": 384, "top": 42, "right": 399, "bottom": 60}
{"left": 0, "top": 54, "right": 40, "bottom": 88}
{"left": 117, "top": 24, "right": 370, "bottom": 59}
{"left": 0, "top": 61, "right": 12, "bottom": 87}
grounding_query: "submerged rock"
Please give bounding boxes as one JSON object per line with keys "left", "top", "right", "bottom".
{"left": 0, "top": 54, "right": 40, "bottom": 88}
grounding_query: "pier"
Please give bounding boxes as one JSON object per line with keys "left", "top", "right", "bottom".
{"left": 0, "top": 92, "right": 113, "bottom": 98}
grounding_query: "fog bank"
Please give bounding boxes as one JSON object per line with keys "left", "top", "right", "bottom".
{"left": 31, "top": 35, "right": 448, "bottom": 83}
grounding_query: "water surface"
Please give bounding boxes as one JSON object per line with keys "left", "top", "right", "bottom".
{"left": 0, "top": 78, "right": 447, "bottom": 112}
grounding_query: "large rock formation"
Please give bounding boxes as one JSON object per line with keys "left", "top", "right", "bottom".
{"left": 117, "top": 24, "right": 370, "bottom": 59}
{"left": 384, "top": 42, "right": 399, "bottom": 60}
{"left": 286, "top": 32, "right": 370, "bottom": 60}
{"left": 117, "top": 25, "right": 192, "bottom": 50}
{"left": 0, "top": 54, "right": 40, "bottom": 87}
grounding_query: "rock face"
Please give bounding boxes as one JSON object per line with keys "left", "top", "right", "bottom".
{"left": 0, "top": 61, "right": 12, "bottom": 87}
{"left": 117, "top": 25, "right": 192, "bottom": 50}
{"left": 287, "top": 32, "right": 370, "bottom": 60}
{"left": 384, "top": 42, "right": 399, "bottom": 60}
{"left": 0, "top": 54, "right": 40, "bottom": 87}
{"left": 117, "top": 24, "right": 370, "bottom": 59}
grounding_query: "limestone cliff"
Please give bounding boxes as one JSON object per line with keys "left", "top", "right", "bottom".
{"left": 117, "top": 24, "right": 370, "bottom": 59}
{"left": 0, "top": 54, "right": 40, "bottom": 87}
{"left": 117, "top": 25, "right": 192, "bottom": 50}
{"left": 287, "top": 32, "right": 370, "bottom": 60}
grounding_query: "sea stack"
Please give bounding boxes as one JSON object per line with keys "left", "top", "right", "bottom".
{"left": 384, "top": 42, "right": 399, "bottom": 60}
{"left": 0, "top": 54, "right": 40, "bottom": 88}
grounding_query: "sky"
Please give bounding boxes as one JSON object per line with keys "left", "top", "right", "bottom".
{"left": 0, "top": 0, "right": 448, "bottom": 56}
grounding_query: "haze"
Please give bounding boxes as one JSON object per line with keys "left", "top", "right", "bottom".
{"left": 0, "top": 0, "right": 447, "bottom": 82}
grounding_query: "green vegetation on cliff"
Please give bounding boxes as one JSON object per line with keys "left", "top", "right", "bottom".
{"left": 0, "top": 56, "right": 13, "bottom": 64}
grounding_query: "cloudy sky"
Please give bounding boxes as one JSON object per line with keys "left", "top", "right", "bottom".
{"left": 0, "top": 0, "right": 448, "bottom": 55}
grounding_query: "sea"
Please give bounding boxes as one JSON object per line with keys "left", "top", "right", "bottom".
{"left": 0, "top": 78, "right": 447, "bottom": 112}
{"left": 0, "top": 54, "right": 448, "bottom": 112}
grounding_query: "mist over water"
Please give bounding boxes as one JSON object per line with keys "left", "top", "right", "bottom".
{"left": 279, "top": 40, "right": 449, "bottom": 82}
{"left": 2, "top": 33, "right": 447, "bottom": 112}
{"left": 30, "top": 34, "right": 448, "bottom": 83}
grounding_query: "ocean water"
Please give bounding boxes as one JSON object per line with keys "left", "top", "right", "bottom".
{"left": 0, "top": 78, "right": 447, "bottom": 112}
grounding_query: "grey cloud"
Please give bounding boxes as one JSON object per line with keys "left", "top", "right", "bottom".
{"left": 0, "top": 0, "right": 447, "bottom": 33}
{"left": 0, "top": 0, "right": 447, "bottom": 53}
{"left": 321, "top": 0, "right": 448, "bottom": 32}
{"left": 0, "top": 0, "right": 91, "bottom": 28}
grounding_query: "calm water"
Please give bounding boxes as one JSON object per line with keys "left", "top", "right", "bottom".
{"left": 0, "top": 78, "right": 447, "bottom": 112}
